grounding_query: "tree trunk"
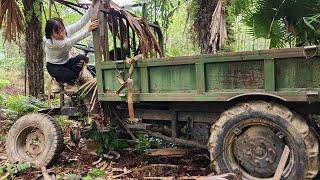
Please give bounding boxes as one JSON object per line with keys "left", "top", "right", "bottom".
{"left": 22, "top": 0, "right": 44, "bottom": 97}
{"left": 190, "top": 0, "right": 218, "bottom": 54}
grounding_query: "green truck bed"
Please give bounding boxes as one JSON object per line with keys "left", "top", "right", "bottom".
{"left": 96, "top": 46, "right": 320, "bottom": 103}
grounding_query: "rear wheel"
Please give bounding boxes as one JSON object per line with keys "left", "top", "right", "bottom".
{"left": 208, "top": 101, "right": 319, "bottom": 179}
{"left": 6, "top": 113, "right": 64, "bottom": 168}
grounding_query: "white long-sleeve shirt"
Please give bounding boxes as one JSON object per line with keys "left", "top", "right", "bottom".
{"left": 44, "top": 7, "right": 93, "bottom": 64}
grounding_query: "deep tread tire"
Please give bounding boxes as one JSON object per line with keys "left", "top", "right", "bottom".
{"left": 6, "top": 113, "right": 64, "bottom": 168}
{"left": 208, "top": 101, "right": 319, "bottom": 179}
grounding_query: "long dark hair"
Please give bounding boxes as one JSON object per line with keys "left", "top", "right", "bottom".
{"left": 45, "top": 18, "right": 66, "bottom": 39}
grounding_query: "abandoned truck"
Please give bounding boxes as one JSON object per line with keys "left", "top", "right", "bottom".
{"left": 5, "top": 1, "right": 320, "bottom": 180}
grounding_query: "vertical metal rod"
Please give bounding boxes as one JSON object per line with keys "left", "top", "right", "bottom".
{"left": 119, "top": 18, "right": 124, "bottom": 60}
{"left": 132, "top": 27, "right": 137, "bottom": 56}
{"left": 105, "top": 13, "right": 110, "bottom": 61}
{"left": 126, "top": 19, "right": 131, "bottom": 58}
{"left": 112, "top": 16, "right": 117, "bottom": 60}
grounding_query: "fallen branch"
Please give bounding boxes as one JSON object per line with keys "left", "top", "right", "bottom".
{"left": 144, "top": 177, "right": 175, "bottom": 180}
{"left": 146, "top": 148, "right": 187, "bottom": 157}
{"left": 178, "top": 173, "right": 238, "bottom": 180}
{"left": 112, "top": 164, "right": 179, "bottom": 179}
{"left": 145, "top": 131, "right": 207, "bottom": 149}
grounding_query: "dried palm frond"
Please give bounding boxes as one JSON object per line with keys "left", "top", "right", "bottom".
{"left": 209, "top": 0, "right": 228, "bottom": 53}
{"left": 98, "top": 0, "right": 164, "bottom": 58}
{"left": 0, "top": 0, "right": 25, "bottom": 43}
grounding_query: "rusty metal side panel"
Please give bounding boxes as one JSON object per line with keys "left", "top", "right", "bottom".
{"left": 205, "top": 61, "right": 264, "bottom": 91}
{"left": 148, "top": 64, "right": 196, "bottom": 93}
{"left": 97, "top": 47, "right": 320, "bottom": 102}
{"left": 276, "top": 57, "right": 320, "bottom": 89}
{"left": 103, "top": 69, "right": 141, "bottom": 92}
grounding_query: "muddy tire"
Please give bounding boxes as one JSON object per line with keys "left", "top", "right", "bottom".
{"left": 208, "top": 101, "right": 319, "bottom": 179}
{"left": 6, "top": 113, "right": 64, "bottom": 168}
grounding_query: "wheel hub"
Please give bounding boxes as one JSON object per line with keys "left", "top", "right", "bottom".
{"left": 25, "top": 129, "right": 45, "bottom": 157}
{"left": 233, "top": 126, "right": 285, "bottom": 178}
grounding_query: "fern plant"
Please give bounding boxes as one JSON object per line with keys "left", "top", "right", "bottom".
{"left": 82, "top": 168, "right": 106, "bottom": 180}
{"left": 86, "top": 125, "right": 128, "bottom": 155}
{"left": 0, "top": 162, "right": 31, "bottom": 179}
{"left": 134, "top": 133, "right": 151, "bottom": 154}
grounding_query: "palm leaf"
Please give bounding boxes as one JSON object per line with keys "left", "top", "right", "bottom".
{"left": 0, "top": 0, "right": 25, "bottom": 43}
{"left": 96, "top": 0, "right": 164, "bottom": 58}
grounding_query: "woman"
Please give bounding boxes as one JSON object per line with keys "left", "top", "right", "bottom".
{"left": 44, "top": 6, "right": 99, "bottom": 91}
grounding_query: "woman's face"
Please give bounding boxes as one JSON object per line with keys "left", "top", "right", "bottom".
{"left": 52, "top": 28, "right": 66, "bottom": 40}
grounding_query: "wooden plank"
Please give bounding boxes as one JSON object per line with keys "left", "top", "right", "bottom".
{"left": 196, "top": 63, "right": 205, "bottom": 94}
{"left": 92, "top": 3, "right": 105, "bottom": 93}
{"left": 273, "top": 145, "right": 290, "bottom": 180}
{"left": 264, "top": 58, "right": 275, "bottom": 91}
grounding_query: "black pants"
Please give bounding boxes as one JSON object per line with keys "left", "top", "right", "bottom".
{"left": 46, "top": 54, "right": 87, "bottom": 83}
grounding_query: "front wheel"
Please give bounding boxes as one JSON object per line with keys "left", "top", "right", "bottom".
{"left": 6, "top": 113, "right": 64, "bottom": 168}
{"left": 208, "top": 101, "right": 319, "bottom": 179}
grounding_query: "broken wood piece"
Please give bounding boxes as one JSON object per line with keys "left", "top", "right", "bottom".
{"left": 112, "top": 164, "right": 178, "bottom": 179}
{"left": 100, "top": 161, "right": 109, "bottom": 170}
{"left": 273, "top": 145, "right": 290, "bottom": 180}
{"left": 92, "top": 157, "right": 103, "bottom": 166}
{"left": 0, "top": 172, "right": 10, "bottom": 180}
{"left": 146, "top": 148, "right": 187, "bottom": 157}
{"left": 40, "top": 167, "right": 53, "bottom": 180}
{"left": 96, "top": 161, "right": 105, "bottom": 168}
{"left": 111, "top": 168, "right": 125, "bottom": 172}
{"left": 144, "top": 177, "right": 175, "bottom": 180}
{"left": 178, "top": 173, "right": 238, "bottom": 180}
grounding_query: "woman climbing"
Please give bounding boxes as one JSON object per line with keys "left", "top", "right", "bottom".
{"left": 43, "top": 6, "right": 99, "bottom": 92}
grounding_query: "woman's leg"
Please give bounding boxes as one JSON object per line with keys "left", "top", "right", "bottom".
{"left": 64, "top": 54, "right": 89, "bottom": 79}
{"left": 46, "top": 63, "right": 77, "bottom": 83}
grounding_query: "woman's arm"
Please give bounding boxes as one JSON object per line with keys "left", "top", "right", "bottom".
{"left": 66, "top": 6, "right": 93, "bottom": 36}
{"left": 46, "top": 30, "right": 90, "bottom": 50}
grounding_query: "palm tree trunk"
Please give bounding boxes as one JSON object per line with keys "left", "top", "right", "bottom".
{"left": 22, "top": 0, "right": 44, "bottom": 97}
{"left": 191, "top": 0, "right": 218, "bottom": 53}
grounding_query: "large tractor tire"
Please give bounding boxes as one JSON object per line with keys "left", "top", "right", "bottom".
{"left": 6, "top": 113, "right": 64, "bottom": 168}
{"left": 208, "top": 101, "right": 319, "bottom": 179}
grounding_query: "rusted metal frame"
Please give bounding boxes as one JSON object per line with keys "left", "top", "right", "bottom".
{"left": 119, "top": 18, "right": 124, "bottom": 60}
{"left": 105, "top": 13, "right": 110, "bottom": 61}
{"left": 196, "top": 63, "right": 206, "bottom": 94}
{"left": 98, "top": 50, "right": 319, "bottom": 69}
{"left": 144, "top": 131, "right": 207, "bottom": 149}
{"left": 264, "top": 58, "right": 275, "bottom": 91}
{"left": 53, "top": 0, "right": 84, "bottom": 15}
{"left": 140, "top": 62, "right": 150, "bottom": 93}
{"left": 111, "top": 16, "right": 118, "bottom": 60}
{"left": 100, "top": 12, "right": 107, "bottom": 62}
{"left": 126, "top": 19, "right": 131, "bottom": 58}
{"left": 98, "top": 91, "right": 314, "bottom": 102}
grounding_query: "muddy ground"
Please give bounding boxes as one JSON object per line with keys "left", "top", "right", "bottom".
{"left": 0, "top": 115, "right": 213, "bottom": 179}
